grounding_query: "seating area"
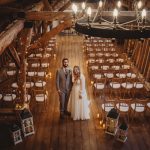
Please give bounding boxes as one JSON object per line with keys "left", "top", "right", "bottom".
{"left": 0, "top": 37, "right": 56, "bottom": 113}
{"left": 84, "top": 36, "right": 150, "bottom": 123}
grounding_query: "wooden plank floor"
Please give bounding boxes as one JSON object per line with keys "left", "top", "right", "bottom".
{"left": 0, "top": 35, "right": 150, "bottom": 150}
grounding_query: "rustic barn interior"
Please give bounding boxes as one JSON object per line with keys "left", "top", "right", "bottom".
{"left": 0, "top": 0, "right": 150, "bottom": 149}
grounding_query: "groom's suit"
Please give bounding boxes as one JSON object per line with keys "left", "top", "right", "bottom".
{"left": 56, "top": 67, "right": 73, "bottom": 113}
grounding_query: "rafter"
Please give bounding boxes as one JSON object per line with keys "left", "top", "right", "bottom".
{"left": 0, "top": 7, "right": 23, "bottom": 14}
{"left": 8, "top": 45, "right": 20, "bottom": 68}
{"left": 0, "top": 0, "right": 16, "bottom": 5}
{"left": 42, "top": 0, "right": 53, "bottom": 11}
{"left": 0, "top": 20, "right": 24, "bottom": 56}
{"left": 26, "top": 11, "right": 70, "bottom": 21}
{"left": 58, "top": 0, "right": 71, "bottom": 11}
{"left": 19, "top": 26, "right": 33, "bottom": 105}
{"left": 28, "top": 19, "right": 72, "bottom": 52}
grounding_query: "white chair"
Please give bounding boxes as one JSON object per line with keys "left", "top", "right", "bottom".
{"left": 101, "top": 99, "right": 116, "bottom": 120}
{"left": 116, "top": 98, "right": 131, "bottom": 122}
{"left": 3, "top": 94, "right": 16, "bottom": 102}
{"left": 130, "top": 99, "right": 147, "bottom": 121}
{"left": 34, "top": 89, "right": 48, "bottom": 112}
{"left": 93, "top": 78, "right": 106, "bottom": 97}
{"left": 6, "top": 70, "right": 16, "bottom": 76}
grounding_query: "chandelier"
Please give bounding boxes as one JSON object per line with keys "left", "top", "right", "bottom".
{"left": 71, "top": 1, "right": 150, "bottom": 39}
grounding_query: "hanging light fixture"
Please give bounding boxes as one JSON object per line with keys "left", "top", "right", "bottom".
{"left": 71, "top": 1, "right": 150, "bottom": 39}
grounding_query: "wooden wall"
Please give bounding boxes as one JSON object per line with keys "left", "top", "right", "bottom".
{"left": 124, "top": 38, "right": 150, "bottom": 82}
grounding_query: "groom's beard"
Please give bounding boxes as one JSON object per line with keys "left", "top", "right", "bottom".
{"left": 63, "top": 65, "right": 68, "bottom": 68}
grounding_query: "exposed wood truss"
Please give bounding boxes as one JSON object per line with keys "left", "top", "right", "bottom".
{"left": 42, "top": 0, "right": 53, "bottom": 11}
{"left": 58, "top": 0, "right": 71, "bottom": 11}
{"left": 26, "top": 11, "right": 70, "bottom": 21}
{"left": 0, "top": 20, "right": 24, "bottom": 56}
{"left": 0, "top": 0, "right": 16, "bottom": 5}
{"left": 0, "top": 7, "right": 23, "bottom": 14}
{"left": 8, "top": 45, "right": 20, "bottom": 68}
{"left": 19, "top": 27, "right": 33, "bottom": 104}
{"left": 28, "top": 19, "right": 72, "bottom": 52}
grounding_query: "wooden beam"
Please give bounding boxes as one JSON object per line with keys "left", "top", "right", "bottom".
{"left": 58, "top": 1, "right": 71, "bottom": 11}
{"left": 26, "top": 11, "right": 70, "bottom": 21}
{"left": 42, "top": 0, "right": 53, "bottom": 11}
{"left": 28, "top": 1, "right": 44, "bottom": 12}
{"left": 0, "top": 76, "right": 16, "bottom": 89}
{"left": 28, "top": 19, "right": 72, "bottom": 51}
{"left": 0, "top": 20, "right": 24, "bottom": 56}
{"left": 19, "top": 26, "right": 33, "bottom": 105}
{"left": 8, "top": 45, "right": 20, "bottom": 68}
{"left": 0, "top": 0, "right": 16, "bottom": 5}
{"left": 0, "top": 7, "right": 23, "bottom": 14}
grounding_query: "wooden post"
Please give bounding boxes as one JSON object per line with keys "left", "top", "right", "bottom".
{"left": 18, "top": 22, "right": 33, "bottom": 107}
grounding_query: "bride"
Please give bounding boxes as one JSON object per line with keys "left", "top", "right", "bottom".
{"left": 69, "top": 66, "right": 90, "bottom": 120}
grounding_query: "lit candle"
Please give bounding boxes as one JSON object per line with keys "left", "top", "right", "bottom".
{"left": 117, "top": 1, "right": 121, "bottom": 9}
{"left": 137, "top": 1, "right": 142, "bottom": 9}
{"left": 97, "top": 113, "right": 100, "bottom": 118}
{"left": 49, "top": 72, "right": 52, "bottom": 78}
{"left": 87, "top": 7, "right": 92, "bottom": 17}
{"left": 113, "top": 8, "right": 118, "bottom": 24}
{"left": 82, "top": 2, "right": 86, "bottom": 10}
{"left": 113, "top": 8, "right": 118, "bottom": 18}
{"left": 103, "top": 123, "right": 105, "bottom": 129}
{"left": 141, "top": 9, "right": 146, "bottom": 20}
{"left": 72, "top": 3, "right": 78, "bottom": 14}
{"left": 91, "top": 81, "right": 94, "bottom": 85}
{"left": 99, "top": 1, "right": 103, "bottom": 8}
{"left": 86, "top": 60, "right": 88, "bottom": 65}
{"left": 100, "top": 120, "right": 103, "bottom": 125}
{"left": 54, "top": 54, "right": 56, "bottom": 59}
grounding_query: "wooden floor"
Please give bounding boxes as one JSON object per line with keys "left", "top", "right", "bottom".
{"left": 0, "top": 35, "right": 150, "bottom": 150}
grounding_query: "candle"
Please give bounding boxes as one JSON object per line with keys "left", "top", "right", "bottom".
{"left": 49, "top": 72, "right": 52, "bottom": 78}
{"left": 100, "top": 120, "right": 103, "bottom": 125}
{"left": 103, "top": 123, "right": 105, "bottom": 129}
{"left": 91, "top": 81, "right": 94, "bottom": 85}
{"left": 86, "top": 61, "right": 88, "bottom": 65}
{"left": 54, "top": 54, "right": 56, "bottom": 59}
{"left": 97, "top": 113, "right": 100, "bottom": 118}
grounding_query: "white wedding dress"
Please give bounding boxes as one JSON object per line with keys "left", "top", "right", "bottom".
{"left": 69, "top": 74, "right": 90, "bottom": 120}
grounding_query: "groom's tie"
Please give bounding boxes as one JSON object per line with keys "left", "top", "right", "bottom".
{"left": 64, "top": 68, "right": 67, "bottom": 78}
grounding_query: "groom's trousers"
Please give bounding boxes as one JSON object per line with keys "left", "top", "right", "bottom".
{"left": 59, "top": 91, "right": 70, "bottom": 113}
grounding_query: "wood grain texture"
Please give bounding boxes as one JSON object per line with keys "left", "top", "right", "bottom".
{"left": 0, "top": 20, "right": 24, "bottom": 56}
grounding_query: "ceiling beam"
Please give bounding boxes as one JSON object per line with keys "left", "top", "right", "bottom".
{"left": 0, "top": 20, "right": 24, "bottom": 56}
{"left": 26, "top": 11, "right": 71, "bottom": 21}
{"left": 0, "top": 0, "right": 16, "bottom": 5}
{"left": 8, "top": 45, "right": 20, "bottom": 68}
{"left": 27, "top": 1, "right": 44, "bottom": 12}
{"left": 0, "top": 1, "right": 44, "bottom": 56}
{"left": 0, "top": 7, "right": 23, "bottom": 14}
{"left": 58, "top": 1, "right": 71, "bottom": 11}
{"left": 42, "top": 0, "right": 53, "bottom": 11}
{"left": 28, "top": 19, "right": 72, "bottom": 51}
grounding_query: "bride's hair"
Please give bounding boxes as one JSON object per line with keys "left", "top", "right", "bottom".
{"left": 73, "top": 66, "right": 80, "bottom": 77}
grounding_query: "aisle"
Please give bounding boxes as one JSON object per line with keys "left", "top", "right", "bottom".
{"left": 48, "top": 35, "right": 99, "bottom": 150}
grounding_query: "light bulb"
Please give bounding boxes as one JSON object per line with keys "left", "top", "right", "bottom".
{"left": 87, "top": 7, "right": 92, "bottom": 17}
{"left": 141, "top": 9, "right": 146, "bottom": 19}
{"left": 117, "top": 1, "right": 121, "bottom": 8}
{"left": 99, "top": 1, "right": 103, "bottom": 8}
{"left": 137, "top": 1, "right": 142, "bottom": 9}
{"left": 72, "top": 3, "right": 78, "bottom": 14}
{"left": 113, "top": 8, "right": 118, "bottom": 17}
{"left": 82, "top": 2, "right": 86, "bottom": 10}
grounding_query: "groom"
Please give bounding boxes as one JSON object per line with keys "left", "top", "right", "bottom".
{"left": 56, "top": 58, "right": 73, "bottom": 119}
